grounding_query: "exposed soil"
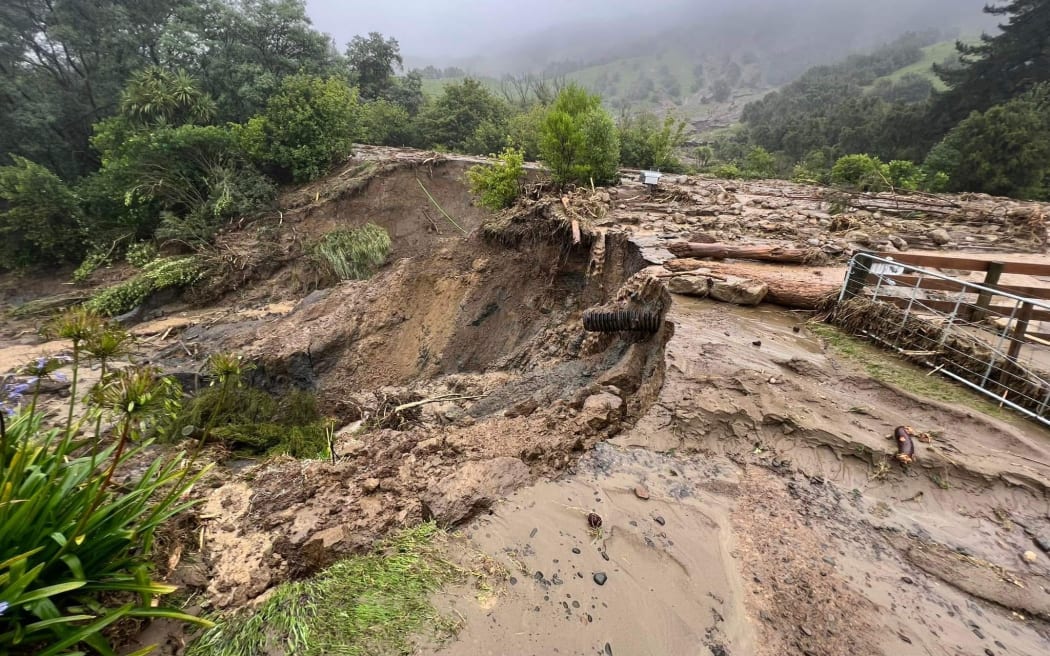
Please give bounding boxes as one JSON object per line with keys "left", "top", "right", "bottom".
{"left": 2, "top": 148, "right": 1050, "bottom": 656}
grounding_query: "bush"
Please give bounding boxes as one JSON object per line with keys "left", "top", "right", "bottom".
{"left": 314, "top": 224, "right": 392, "bottom": 281}
{"left": 791, "top": 150, "right": 831, "bottom": 185}
{"left": 91, "top": 123, "right": 276, "bottom": 244}
{"left": 0, "top": 370, "right": 210, "bottom": 654}
{"left": 742, "top": 146, "right": 778, "bottom": 179}
{"left": 886, "top": 160, "right": 924, "bottom": 190}
{"left": 831, "top": 154, "right": 889, "bottom": 191}
{"left": 86, "top": 256, "right": 204, "bottom": 316}
{"left": 239, "top": 75, "right": 360, "bottom": 182}
{"left": 619, "top": 112, "right": 687, "bottom": 171}
{"left": 0, "top": 157, "right": 84, "bottom": 268}
{"left": 507, "top": 104, "right": 547, "bottom": 161}
{"left": 359, "top": 99, "right": 418, "bottom": 147}
{"left": 467, "top": 147, "right": 526, "bottom": 211}
{"left": 165, "top": 386, "right": 329, "bottom": 459}
{"left": 415, "top": 79, "right": 509, "bottom": 153}
{"left": 710, "top": 163, "right": 743, "bottom": 179}
{"left": 540, "top": 85, "right": 620, "bottom": 186}
{"left": 125, "top": 241, "right": 158, "bottom": 267}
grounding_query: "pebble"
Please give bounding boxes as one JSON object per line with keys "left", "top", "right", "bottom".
{"left": 653, "top": 515, "right": 666, "bottom": 526}
{"left": 800, "top": 625, "right": 813, "bottom": 637}
{"left": 593, "top": 572, "right": 608, "bottom": 586}
{"left": 572, "top": 547, "right": 581, "bottom": 555}
{"left": 901, "top": 576, "right": 914, "bottom": 585}
{"left": 634, "top": 484, "right": 651, "bottom": 500}
{"left": 604, "top": 643, "right": 613, "bottom": 655}
{"left": 1023, "top": 550, "right": 1038, "bottom": 563}
{"left": 361, "top": 478, "right": 380, "bottom": 493}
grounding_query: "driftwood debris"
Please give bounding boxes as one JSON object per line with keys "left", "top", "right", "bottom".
{"left": 668, "top": 242, "right": 826, "bottom": 265}
{"left": 664, "top": 259, "right": 839, "bottom": 310}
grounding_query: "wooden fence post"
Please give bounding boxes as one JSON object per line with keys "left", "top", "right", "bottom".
{"left": 972, "top": 262, "right": 1004, "bottom": 322}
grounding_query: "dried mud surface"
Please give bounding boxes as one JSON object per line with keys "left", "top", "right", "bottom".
{"left": 2, "top": 150, "right": 1050, "bottom": 655}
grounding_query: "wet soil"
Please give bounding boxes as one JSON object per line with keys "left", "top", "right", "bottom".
{"left": 2, "top": 150, "right": 1050, "bottom": 655}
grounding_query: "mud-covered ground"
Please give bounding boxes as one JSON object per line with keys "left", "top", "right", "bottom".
{"left": 2, "top": 148, "right": 1049, "bottom": 655}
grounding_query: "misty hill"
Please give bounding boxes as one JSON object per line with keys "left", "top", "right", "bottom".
{"left": 413, "top": 0, "right": 989, "bottom": 128}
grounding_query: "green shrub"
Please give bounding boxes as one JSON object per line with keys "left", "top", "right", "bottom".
{"left": 239, "top": 75, "right": 360, "bottom": 182}
{"left": 0, "top": 375, "right": 211, "bottom": 654}
{"left": 359, "top": 99, "right": 418, "bottom": 147}
{"left": 72, "top": 251, "right": 112, "bottom": 283}
{"left": 507, "top": 104, "right": 547, "bottom": 161}
{"left": 539, "top": 85, "right": 621, "bottom": 186}
{"left": 165, "top": 386, "right": 329, "bottom": 459}
{"left": 125, "top": 241, "right": 158, "bottom": 267}
{"left": 886, "top": 160, "right": 924, "bottom": 190}
{"left": 91, "top": 123, "right": 276, "bottom": 244}
{"left": 742, "top": 146, "right": 778, "bottom": 179}
{"left": 0, "top": 157, "right": 84, "bottom": 269}
{"left": 711, "top": 164, "right": 743, "bottom": 179}
{"left": 86, "top": 256, "right": 204, "bottom": 316}
{"left": 831, "top": 154, "right": 889, "bottom": 191}
{"left": 314, "top": 224, "right": 392, "bottom": 281}
{"left": 467, "top": 147, "right": 526, "bottom": 211}
{"left": 415, "top": 79, "right": 508, "bottom": 153}
{"left": 619, "top": 111, "right": 688, "bottom": 171}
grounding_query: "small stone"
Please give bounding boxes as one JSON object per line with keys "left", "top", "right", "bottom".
{"left": 593, "top": 572, "right": 608, "bottom": 586}
{"left": 1023, "top": 550, "right": 1038, "bottom": 563}
{"left": 634, "top": 484, "right": 651, "bottom": 500}
{"left": 929, "top": 228, "right": 951, "bottom": 245}
{"left": 572, "top": 547, "right": 581, "bottom": 555}
{"left": 529, "top": 527, "right": 538, "bottom": 538}
{"left": 984, "top": 650, "right": 994, "bottom": 656}
{"left": 653, "top": 515, "right": 666, "bottom": 526}
{"left": 509, "top": 576, "right": 517, "bottom": 585}
{"left": 800, "top": 625, "right": 813, "bottom": 637}
{"left": 587, "top": 513, "right": 603, "bottom": 529}
{"left": 601, "top": 551, "right": 610, "bottom": 561}
{"left": 604, "top": 643, "right": 613, "bottom": 656}
{"left": 534, "top": 571, "right": 544, "bottom": 581}
{"left": 901, "top": 576, "right": 914, "bottom": 585}
{"left": 752, "top": 340, "right": 762, "bottom": 348}
{"left": 361, "top": 478, "right": 380, "bottom": 494}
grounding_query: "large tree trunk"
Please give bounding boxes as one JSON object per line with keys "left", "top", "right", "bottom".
{"left": 664, "top": 259, "right": 840, "bottom": 310}
{"left": 667, "top": 242, "right": 824, "bottom": 265}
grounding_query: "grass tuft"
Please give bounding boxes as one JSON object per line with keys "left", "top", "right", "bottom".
{"left": 808, "top": 322, "right": 1012, "bottom": 421}
{"left": 186, "top": 524, "right": 475, "bottom": 656}
{"left": 315, "top": 224, "right": 392, "bottom": 281}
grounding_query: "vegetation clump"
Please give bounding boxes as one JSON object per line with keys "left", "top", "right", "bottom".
{"left": 0, "top": 309, "right": 211, "bottom": 655}
{"left": 85, "top": 256, "right": 204, "bottom": 317}
{"left": 467, "top": 147, "right": 526, "bottom": 210}
{"left": 186, "top": 524, "right": 472, "bottom": 656}
{"left": 540, "top": 84, "right": 621, "bottom": 186}
{"left": 314, "top": 224, "right": 393, "bottom": 282}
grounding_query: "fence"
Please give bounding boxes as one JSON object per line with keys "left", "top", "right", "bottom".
{"left": 836, "top": 252, "right": 1050, "bottom": 427}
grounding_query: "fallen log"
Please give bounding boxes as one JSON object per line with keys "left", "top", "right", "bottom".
{"left": 668, "top": 242, "right": 826, "bottom": 265}
{"left": 664, "top": 258, "right": 840, "bottom": 310}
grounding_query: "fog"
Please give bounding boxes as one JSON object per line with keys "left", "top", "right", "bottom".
{"left": 305, "top": 0, "right": 994, "bottom": 73}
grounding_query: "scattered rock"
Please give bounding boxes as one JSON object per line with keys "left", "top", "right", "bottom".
{"left": 653, "top": 515, "right": 666, "bottom": 526}
{"left": 1023, "top": 550, "right": 1038, "bottom": 563}
{"left": 593, "top": 572, "right": 608, "bottom": 586}
{"left": 710, "top": 277, "right": 768, "bottom": 306}
{"left": 667, "top": 274, "right": 712, "bottom": 298}
{"left": 361, "top": 478, "right": 381, "bottom": 494}
{"left": 889, "top": 235, "right": 909, "bottom": 251}
{"left": 420, "top": 457, "right": 531, "bottom": 525}
{"left": 587, "top": 513, "right": 603, "bottom": 529}
{"left": 634, "top": 484, "right": 651, "bottom": 500}
{"left": 929, "top": 228, "right": 951, "bottom": 245}
{"left": 844, "top": 230, "right": 871, "bottom": 245}
{"left": 577, "top": 392, "right": 624, "bottom": 432}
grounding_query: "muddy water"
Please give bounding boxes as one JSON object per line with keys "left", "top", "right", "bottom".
{"left": 432, "top": 444, "right": 753, "bottom": 656}
{"left": 436, "top": 297, "right": 1050, "bottom": 655}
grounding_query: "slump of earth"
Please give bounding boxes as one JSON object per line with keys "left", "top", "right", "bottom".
{"left": 2, "top": 146, "right": 1049, "bottom": 656}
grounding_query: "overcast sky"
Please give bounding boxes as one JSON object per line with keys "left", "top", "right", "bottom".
{"left": 306, "top": 0, "right": 705, "bottom": 59}
{"left": 304, "top": 0, "right": 991, "bottom": 66}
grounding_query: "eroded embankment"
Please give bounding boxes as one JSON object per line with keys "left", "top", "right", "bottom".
{"left": 181, "top": 192, "right": 675, "bottom": 610}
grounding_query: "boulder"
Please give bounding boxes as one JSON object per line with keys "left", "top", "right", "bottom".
{"left": 421, "top": 457, "right": 531, "bottom": 525}
{"left": 577, "top": 392, "right": 624, "bottom": 432}
{"left": 667, "top": 274, "right": 712, "bottom": 298}
{"left": 710, "top": 277, "right": 768, "bottom": 306}
{"left": 929, "top": 228, "right": 951, "bottom": 246}
{"left": 889, "top": 235, "right": 909, "bottom": 251}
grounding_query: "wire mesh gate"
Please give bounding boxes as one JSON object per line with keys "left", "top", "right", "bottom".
{"left": 837, "top": 253, "right": 1050, "bottom": 427}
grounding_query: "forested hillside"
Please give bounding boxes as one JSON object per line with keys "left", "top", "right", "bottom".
{"left": 0, "top": 0, "right": 1047, "bottom": 280}
{"left": 718, "top": 0, "right": 1050, "bottom": 200}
